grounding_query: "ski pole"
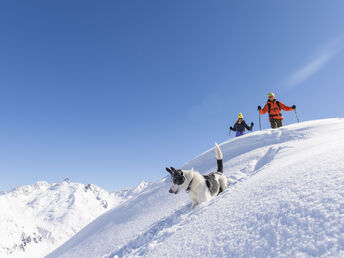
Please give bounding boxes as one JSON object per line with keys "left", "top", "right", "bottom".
{"left": 258, "top": 111, "right": 261, "bottom": 131}
{"left": 229, "top": 128, "right": 231, "bottom": 137}
{"left": 294, "top": 109, "right": 300, "bottom": 123}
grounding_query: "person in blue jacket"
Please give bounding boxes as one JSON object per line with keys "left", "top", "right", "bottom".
{"left": 230, "top": 113, "right": 254, "bottom": 137}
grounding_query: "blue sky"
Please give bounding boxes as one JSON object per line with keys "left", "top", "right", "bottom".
{"left": 1, "top": 1, "right": 343, "bottom": 191}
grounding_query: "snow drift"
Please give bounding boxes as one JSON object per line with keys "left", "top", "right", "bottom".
{"left": 47, "top": 118, "right": 344, "bottom": 257}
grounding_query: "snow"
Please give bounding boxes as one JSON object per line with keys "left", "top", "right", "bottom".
{"left": 0, "top": 179, "right": 151, "bottom": 258}
{"left": 22, "top": 119, "right": 344, "bottom": 257}
{"left": 45, "top": 118, "right": 344, "bottom": 258}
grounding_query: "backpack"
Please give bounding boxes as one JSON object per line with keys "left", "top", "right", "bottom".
{"left": 268, "top": 101, "right": 281, "bottom": 114}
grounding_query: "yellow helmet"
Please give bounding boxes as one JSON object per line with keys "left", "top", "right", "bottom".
{"left": 268, "top": 92, "right": 275, "bottom": 98}
{"left": 238, "top": 113, "right": 244, "bottom": 119}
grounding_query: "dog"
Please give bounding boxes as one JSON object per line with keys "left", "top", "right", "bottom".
{"left": 166, "top": 143, "right": 228, "bottom": 209}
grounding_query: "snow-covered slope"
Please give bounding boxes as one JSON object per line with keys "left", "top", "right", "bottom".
{"left": 48, "top": 118, "right": 344, "bottom": 258}
{"left": 0, "top": 179, "right": 150, "bottom": 258}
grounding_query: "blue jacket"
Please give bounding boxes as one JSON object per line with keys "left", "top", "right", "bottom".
{"left": 230, "top": 120, "right": 253, "bottom": 137}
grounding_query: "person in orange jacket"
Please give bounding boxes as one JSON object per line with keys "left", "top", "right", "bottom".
{"left": 258, "top": 92, "right": 296, "bottom": 129}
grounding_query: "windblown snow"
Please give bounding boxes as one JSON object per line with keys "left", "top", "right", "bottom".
{"left": 0, "top": 179, "right": 151, "bottom": 258}
{"left": 12, "top": 119, "right": 344, "bottom": 257}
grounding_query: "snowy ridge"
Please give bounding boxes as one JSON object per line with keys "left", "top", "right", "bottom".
{"left": 47, "top": 118, "right": 344, "bottom": 258}
{"left": 0, "top": 179, "right": 151, "bottom": 258}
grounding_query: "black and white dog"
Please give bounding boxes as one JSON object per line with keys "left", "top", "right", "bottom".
{"left": 166, "top": 143, "right": 228, "bottom": 209}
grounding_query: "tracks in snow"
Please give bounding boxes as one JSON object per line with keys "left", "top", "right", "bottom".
{"left": 108, "top": 204, "right": 191, "bottom": 258}
{"left": 108, "top": 145, "right": 286, "bottom": 258}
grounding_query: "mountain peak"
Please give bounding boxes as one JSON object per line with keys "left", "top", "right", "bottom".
{"left": 133, "top": 181, "right": 151, "bottom": 194}
{"left": 0, "top": 179, "right": 150, "bottom": 257}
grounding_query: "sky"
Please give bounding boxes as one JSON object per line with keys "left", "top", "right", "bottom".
{"left": 0, "top": 0, "right": 343, "bottom": 192}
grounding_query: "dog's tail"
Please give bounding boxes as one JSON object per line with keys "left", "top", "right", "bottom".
{"left": 215, "top": 143, "right": 223, "bottom": 173}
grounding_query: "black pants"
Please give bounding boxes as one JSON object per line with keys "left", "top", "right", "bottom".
{"left": 270, "top": 119, "right": 283, "bottom": 129}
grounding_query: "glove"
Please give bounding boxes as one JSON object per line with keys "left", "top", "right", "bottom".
{"left": 292, "top": 105, "right": 296, "bottom": 109}
{"left": 257, "top": 106, "right": 261, "bottom": 111}
{"left": 230, "top": 126, "right": 234, "bottom": 131}
{"left": 251, "top": 122, "right": 254, "bottom": 127}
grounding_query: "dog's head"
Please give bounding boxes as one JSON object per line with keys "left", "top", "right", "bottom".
{"left": 166, "top": 167, "right": 187, "bottom": 194}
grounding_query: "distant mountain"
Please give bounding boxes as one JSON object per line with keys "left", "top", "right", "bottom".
{"left": 0, "top": 179, "right": 151, "bottom": 258}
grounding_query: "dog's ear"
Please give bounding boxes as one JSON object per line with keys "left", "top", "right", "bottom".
{"left": 171, "top": 167, "right": 183, "bottom": 175}
{"left": 166, "top": 167, "right": 173, "bottom": 174}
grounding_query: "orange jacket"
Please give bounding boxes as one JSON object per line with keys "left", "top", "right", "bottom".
{"left": 259, "top": 100, "right": 293, "bottom": 120}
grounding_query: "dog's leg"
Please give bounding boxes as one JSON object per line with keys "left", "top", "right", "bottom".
{"left": 218, "top": 187, "right": 223, "bottom": 195}
{"left": 219, "top": 176, "right": 228, "bottom": 194}
{"left": 191, "top": 201, "right": 198, "bottom": 209}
